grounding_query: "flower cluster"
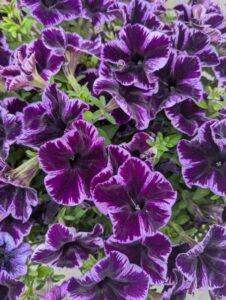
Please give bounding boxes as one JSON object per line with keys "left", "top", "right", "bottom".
{"left": 0, "top": 0, "right": 225, "bottom": 299}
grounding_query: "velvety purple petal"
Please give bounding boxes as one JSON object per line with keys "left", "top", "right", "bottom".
{"left": 68, "top": 251, "right": 149, "bottom": 300}
{"left": 105, "top": 232, "right": 171, "bottom": 284}
{"left": 0, "top": 217, "right": 32, "bottom": 246}
{"left": 176, "top": 225, "right": 226, "bottom": 290}
{"left": 165, "top": 99, "right": 208, "bottom": 136}
{"left": 21, "top": 83, "right": 88, "bottom": 149}
{"left": 21, "top": 0, "right": 82, "bottom": 26}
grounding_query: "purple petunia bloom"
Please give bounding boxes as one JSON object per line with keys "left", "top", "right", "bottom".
{"left": 105, "top": 231, "right": 171, "bottom": 284}
{"left": 0, "top": 34, "right": 11, "bottom": 70}
{"left": 68, "top": 251, "right": 150, "bottom": 300}
{"left": 172, "top": 21, "right": 219, "bottom": 66}
{"left": 166, "top": 243, "right": 190, "bottom": 285}
{"left": 42, "top": 282, "right": 68, "bottom": 300}
{"left": 165, "top": 99, "right": 208, "bottom": 136}
{"left": 0, "top": 232, "right": 31, "bottom": 279}
{"left": 32, "top": 223, "right": 103, "bottom": 268}
{"left": 0, "top": 98, "right": 26, "bottom": 160}
{"left": 178, "top": 120, "right": 226, "bottom": 197}
{"left": 102, "top": 24, "right": 170, "bottom": 90}
{"left": 91, "top": 145, "right": 130, "bottom": 195}
{"left": 31, "top": 200, "right": 60, "bottom": 226}
{"left": 0, "top": 216, "right": 32, "bottom": 246}
{"left": 42, "top": 27, "right": 102, "bottom": 70}
{"left": 176, "top": 224, "right": 226, "bottom": 290}
{"left": 121, "top": 132, "right": 155, "bottom": 169}
{"left": 0, "top": 160, "right": 38, "bottom": 222}
{"left": 93, "top": 157, "right": 176, "bottom": 242}
{"left": 122, "top": 0, "right": 164, "bottom": 31}
{"left": 20, "top": 84, "right": 88, "bottom": 149}
{"left": 39, "top": 120, "right": 107, "bottom": 205}
{"left": 21, "top": 0, "right": 82, "bottom": 26}
{"left": 161, "top": 271, "right": 190, "bottom": 300}
{"left": 213, "top": 281, "right": 226, "bottom": 299}
{"left": 0, "top": 272, "right": 24, "bottom": 300}
{"left": 94, "top": 71, "right": 154, "bottom": 129}
{"left": 214, "top": 56, "right": 226, "bottom": 88}
{"left": 81, "top": 0, "right": 121, "bottom": 28}
{"left": 151, "top": 52, "right": 203, "bottom": 114}
{"left": 174, "top": 3, "right": 226, "bottom": 44}
{"left": 0, "top": 39, "right": 64, "bottom": 91}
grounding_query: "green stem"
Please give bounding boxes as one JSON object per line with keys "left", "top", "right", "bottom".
{"left": 170, "top": 221, "right": 197, "bottom": 247}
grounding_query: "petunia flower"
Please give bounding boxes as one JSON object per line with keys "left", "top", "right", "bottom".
{"left": 121, "top": 132, "right": 155, "bottom": 169}
{"left": 102, "top": 24, "right": 170, "bottom": 90}
{"left": 161, "top": 271, "right": 191, "bottom": 300}
{"left": 214, "top": 56, "right": 226, "bottom": 88}
{"left": 0, "top": 102, "right": 25, "bottom": 160}
{"left": 91, "top": 145, "right": 130, "bottom": 195}
{"left": 176, "top": 224, "right": 226, "bottom": 290}
{"left": 201, "top": 204, "right": 226, "bottom": 224}
{"left": 0, "top": 39, "right": 64, "bottom": 91}
{"left": 0, "top": 272, "right": 24, "bottom": 300}
{"left": 20, "top": 0, "right": 82, "bottom": 26}
{"left": 122, "top": 0, "right": 165, "bottom": 31}
{"left": 38, "top": 120, "right": 107, "bottom": 205}
{"left": 0, "top": 97, "right": 26, "bottom": 159}
{"left": 0, "top": 232, "right": 31, "bottom": 279}
{"left": 0, "top": 216, "right": 32, "bottom": 246}
{"left": 174, "top": 3, "right": 226, "bottom": 44}
{"left": 94, "top": 73, "right": 155, "bottom": 130}
{"left": 178, "top": 120, "right": 226, "bottom": 197}
{"left": 32, "top": 223, "right": 103, "bottom": 268}
{"left": 166, "top": 243, "right": 190, "bottom": 285}
{"left": 42, "top": 27, "right": 101, "bottom": 75}
{"left": 42, "top": 281, "right": 69, "bottom": 300}
{"left": 151, "top": 52, "right": 203, "bottom": 115}
{"left": 20, "top": 84, "right": 88, "bottom": 149}
{"left": 30, "top": 200, "right": 60, "bottom": 225}
{"left": 0, "top": 158, "right": 39, "bottom": 222}
{"left": 0, "top": 34, "right": 11, "bottom": 69}
{"left": 105, "top": 232, "right": 171, "bottom": 284}
{"left": 212, "top": 281, "right": 226, "bottom": 299}
{"left": 165, "top": 99, "right": 208, "bottom": 136}
{"left": 81, "top": 0, "right": 122, "bottom": 28}
{"left": 172, "top": 21, "right": 219, "bottom": 66}
{"left": 93, "top": 157, "right": 177, "bottom": 242}
{"left": 68, "top": 251, "right": 150, "bottom": 300}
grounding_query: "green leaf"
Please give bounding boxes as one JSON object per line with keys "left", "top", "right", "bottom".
{"left": 103, "top": 112, "right": 116, "bottom": 125}
{"left": 101, "top": 124, "right": 119, "bottom": 140}
{"left": 193, "top": 188, "right": 210, "bottom": 200}
{"left": 37, "top": 266, "right": 54, "bottom": 278}
{"left": 174, "top": 213, "right": 190, "bottom": 225}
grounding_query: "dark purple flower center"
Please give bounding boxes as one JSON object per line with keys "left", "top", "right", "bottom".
{"left": 41, "top": 0, "right": 58, "bottom": 8}
{"left": 97, "top": 277, "right": 111, "bottom": 290}
{"left": 215, "top": 160, "right": 223, "bottom": 168}
{"left": 131, "top": 150, "right": 141, "bottom": 157}
{"left": 211, "top": 151, "right": 226, "bottom": 169}
{"left": 0, "top": 285, "right": 8, "bottom": 300}
{"left": 130, "top": 53, "right": 144, "bottom": 69}
{"left": 129, "top": 196, "right": 145, "bottom": 211}
{"left": 69, "top": 153, "right": 82, "bottom": 169}
{"left": 167, "top": 77, "right": 177, "bottom": 92}
{"left": 0, "top": 247, "right": 11, "bottom": 272}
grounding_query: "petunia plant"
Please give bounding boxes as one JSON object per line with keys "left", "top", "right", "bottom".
{"left": 0, "top": 0, "right": 225, "bottom": 299}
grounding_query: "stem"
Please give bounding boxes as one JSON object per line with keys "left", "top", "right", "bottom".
{"left": 63, "top": 66, "right": 81, "bottom": 96}
{"left": 170, "top": 221, "right": 197, "bottom": 247}
{"left": 103, "top": 99, "right": 119, "bottom": 113}
{"left": 6, "top": 156, "right": 39, "bottom": 186}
